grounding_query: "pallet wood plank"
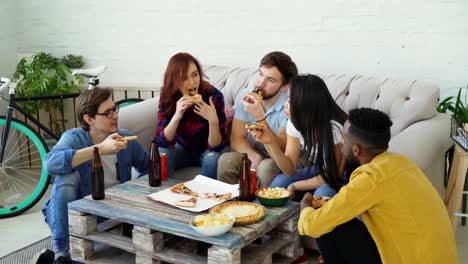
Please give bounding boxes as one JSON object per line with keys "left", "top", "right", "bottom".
{"left": 96, "top": 219, "right": 123, "bottom": 232}
{"left": 68, "top": 199, "right": 243, "bottom": 249}
{"left": 75, "top": 231, "right": 206, "bottom": 264}
{"left": 133, "top": 226, "right": 164, "bottom": 253}
{"left": 68, "top": 177, "right": 300, "bottom": 263}
{"left": 68, "top": 212, "right": 97, "bottom": 236}
{"left": 102, "top": 192, "right": 198, "bottom": 223}
{"left": 242, "top": 236, "right": 296, "bottom": 264}
{"left": 70, "top": 236, "right": 94, "bottom": 260}
{"left": 207, "top": 246, "right": 240, "bottom": 264}
{"left": 154, "top": 248, "right": 206, "bottom": 264}
{"left": 275, "top": 214, "right": 299, "bottom": 233}
{"left": 85, "top": 232, "right": 134, "bottom": 252}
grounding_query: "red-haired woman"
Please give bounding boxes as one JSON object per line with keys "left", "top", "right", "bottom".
{"left": 156, "top": 53, "right": 227, "bottom": 179}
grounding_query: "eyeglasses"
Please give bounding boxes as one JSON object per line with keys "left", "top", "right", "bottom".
{"left": 96, "top": 105, "right": 119, "bottom": 119}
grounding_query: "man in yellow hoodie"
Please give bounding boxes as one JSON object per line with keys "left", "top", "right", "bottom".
{"left": 298, "top": 108, "right": 458, "bottom": 264}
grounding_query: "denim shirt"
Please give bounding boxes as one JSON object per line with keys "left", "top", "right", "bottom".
{"left": 45, "top": 127, "right": 149, "bottom": 197}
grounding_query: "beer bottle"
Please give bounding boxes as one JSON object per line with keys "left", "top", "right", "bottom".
{"left": 148, "top": 137, "right": 161, "bottom": 187}
{"left": 92, "top": 147, "right": 105, "bottom": 200}
{"left": 249, "top": 169, "right": 257, "bottom": 201}
{"left": 239, "top": 153, "right": 252, "bottom": 202}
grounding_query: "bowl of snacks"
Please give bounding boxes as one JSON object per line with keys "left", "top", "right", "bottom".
{"left": 255, "top": 187, "right": 291, "bottom": 207}
{"left": 190, "top": 214, "right": 235, "bottom": 236}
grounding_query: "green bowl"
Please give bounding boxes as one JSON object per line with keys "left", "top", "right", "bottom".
{"left": 255, "top": 188, "right": 291, "bottom": 207}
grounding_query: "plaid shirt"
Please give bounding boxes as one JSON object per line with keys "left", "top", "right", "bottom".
{"left": 156, "top": 86, "right": 226, "bottom": 152}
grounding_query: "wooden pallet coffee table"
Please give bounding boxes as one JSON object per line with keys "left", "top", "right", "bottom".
{"left": 67, "top": 176, "right": 300, "bottom": 264}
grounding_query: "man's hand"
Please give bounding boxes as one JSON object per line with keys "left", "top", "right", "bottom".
{"left": 248, "top": 125, "right": 275, "bottom": 145}
{"left": 300, "top": 192, "right": 313, "bottom": 211}
{"left": 194, "top": 97, "right": 218, "bottom": 124}
{"left": 287, "top": 183, "right": 296, "bottom": 199}
{"left": 241, "top": 93, "right": 265, "bottom": 121}
{"left": 98, "top": 133, "right": 128, "bottom": 155}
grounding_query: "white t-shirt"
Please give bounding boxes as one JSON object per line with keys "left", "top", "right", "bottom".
{"left": 286, "top": 119, "right": 343, "bottom": 162}
{"left": 100, "top": 154, "right": 119, "bottom": 189}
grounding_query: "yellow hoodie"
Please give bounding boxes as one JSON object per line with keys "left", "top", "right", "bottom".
{"left": 298, "top": 151, "right": 458, "bottom": 264}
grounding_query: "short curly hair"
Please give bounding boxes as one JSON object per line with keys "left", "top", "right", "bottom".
{"left": 348, "top": 108, "right": 393, "bottom": 149}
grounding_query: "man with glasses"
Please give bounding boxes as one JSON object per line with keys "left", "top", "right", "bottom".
{"left": 38, "top": 88, "right": 148, "bottom": 264}
{"left": 217, "top": 51, "right": 298, "bottom": 187}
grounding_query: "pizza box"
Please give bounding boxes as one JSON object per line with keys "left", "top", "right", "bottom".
{"left": 147, "top": 175, "right": 239, "bottom": 212}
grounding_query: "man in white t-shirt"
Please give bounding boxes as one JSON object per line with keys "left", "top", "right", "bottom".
{"left": 39, "top": 87, "right": 148, "bottom": 264}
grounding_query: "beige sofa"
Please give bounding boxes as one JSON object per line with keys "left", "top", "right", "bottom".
{"left": 119, "top": 65, "right": 452, "bottom": 197}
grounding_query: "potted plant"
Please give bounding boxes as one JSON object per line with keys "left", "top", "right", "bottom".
{"left": 438, "top": 86, "right": 468, "bottom": 126}
{"left": 13, "top": 52, "right": 84, "bottom": 137}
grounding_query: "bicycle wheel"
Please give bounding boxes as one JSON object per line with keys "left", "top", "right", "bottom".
{"left": 115, "top": 98, "right": 143, "bottom": 108}
{"left": 0, "top": 116, "right": 49, "bottom": 218}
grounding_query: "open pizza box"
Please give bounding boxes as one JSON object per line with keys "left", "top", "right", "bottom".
{"left": 147, "top": 175, "right": 239, "bottom": 212}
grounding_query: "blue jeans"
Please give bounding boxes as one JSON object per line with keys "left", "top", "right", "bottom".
{"left": 159, "top": 144, "right": 228, "bottom": 179}
{"left": 43, "top": 171, "right": 83, "bottom": 256}
{"left": 270, "top": 166, "right": 337, "bottom": 200}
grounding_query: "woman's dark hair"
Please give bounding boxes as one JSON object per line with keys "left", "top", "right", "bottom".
{"left": 76, "top": 87, "right": 113, "bottom": 130}
{"left": 289, "top": 74, "right": 348, "bottom": 191}
{"left": 260, "top": 51, "right": 298, "bottom": 85}
{"left": 160, "top": 53, "right": 210, "bottom": 117}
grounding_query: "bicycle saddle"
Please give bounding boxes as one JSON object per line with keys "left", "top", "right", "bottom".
{"left": 72, "top": 65, "right": 107, "bottom": 78}
{"left": 0, "top": 78, "right": 11, "bottom": 93}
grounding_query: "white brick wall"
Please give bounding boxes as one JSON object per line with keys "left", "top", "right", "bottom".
{"left": 0, "top": 0, "right": 17, "bottom": 78}
{"left": 9, "top": 0, "right": 468, "bottom": 96}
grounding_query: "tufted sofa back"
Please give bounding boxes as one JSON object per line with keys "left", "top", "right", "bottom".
{"left": 119, "top": 64, "right": 450, "bottom": 195}
{"left": 203, "top": 65, "right": 440, "bottom": 137}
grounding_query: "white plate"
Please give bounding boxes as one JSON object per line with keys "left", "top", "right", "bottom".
{"left": 147, "top": 175, "right": 239, "bottom": 212}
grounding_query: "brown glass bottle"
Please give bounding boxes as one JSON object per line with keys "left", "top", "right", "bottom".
{"left": 148, "top": 137, "right": 161, "bottom": 187}
{"left": 92, "top": 147, "right": 105, "bottom": 200}
{"left": 239, "top": 153, "right": 253, "bottom": 202}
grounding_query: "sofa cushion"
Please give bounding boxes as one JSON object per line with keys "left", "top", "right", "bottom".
{"left": 318, "top": 74, "right": 438, "bottom": 136}
{"left": 374, "top": 79, "right": 439, "bottom": 135}
{"left": 118, "top": 96, "right": 159, "bottom": 152}
{"left": 204, "top": 65, "right": 257, "bottom": 124}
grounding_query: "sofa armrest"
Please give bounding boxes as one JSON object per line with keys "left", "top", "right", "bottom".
{"left": 389, "top": 113, "right": 452, "bottom": 195}
{"left": 118, "top": 97, "right": 159, "bottom": 152}
{"left": 389, "top": 113, "right": 452, "bottom": 170}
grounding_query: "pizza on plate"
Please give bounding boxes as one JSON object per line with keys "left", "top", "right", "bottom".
{"left": 209, "top": 201, "right": 266, "bottom": 225}
{"left": 170, "top": 183, "right": 199, "bottom": 197}
{"left": 175, "top": 197, "right": 197, "bottom": 208}
{"left": 202, "top": 192, "right": 232, "bottom": 201}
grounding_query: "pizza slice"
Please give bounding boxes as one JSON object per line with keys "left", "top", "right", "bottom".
{"left": 202, "top": 192, "right": 232, "bottom": 201}
{"left": 251, "top": 88, "right": 263, "bottom": 101}
{"left": 170, "top": 183, "right": 199, "bottom": 197}
{"left": 245, "top": 123, "right": 266, "bottom": 132}
{"left": 175, "top": 197, "right": 197, "bottom": 208}
{"left": 190, "top": 93, "right": 202, "bottom": 103}
{"left": 311, "top": 196, "right": 331, "bottom": 209}
{"left": 243, "top": 88, "right": 263, "bottom": 103}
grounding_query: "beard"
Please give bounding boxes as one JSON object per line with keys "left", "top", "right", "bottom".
{"left": 261, "top": 86, "right": 283, "bottom": 100}
{"left": 344, "top": 151, "right": 360, "bottom": 166}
